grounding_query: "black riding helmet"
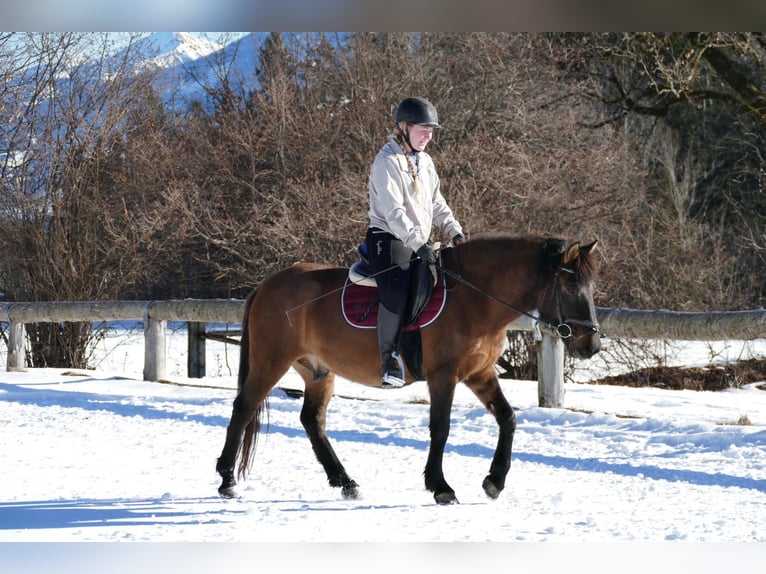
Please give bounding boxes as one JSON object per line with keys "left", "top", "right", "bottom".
{"left": 395, "top": 97, "right": 441, "bottom": 128}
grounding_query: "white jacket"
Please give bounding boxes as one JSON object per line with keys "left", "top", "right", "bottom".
{"left": 367, "top": 137, "right": 463, "bottom": 252}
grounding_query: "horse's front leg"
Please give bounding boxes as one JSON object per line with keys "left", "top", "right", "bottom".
{"left": 465, "top": 369, "right": 516, "bottom": 499}
{"left": 424, "top": 374, "right": 459, "bottom": 504}
{"left": 298, "top": 369, "right": 360, "bottom": 500}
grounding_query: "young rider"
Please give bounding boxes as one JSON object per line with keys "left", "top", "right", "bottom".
{"left": 365, "top": 96, "right": 465, "bottom": 388}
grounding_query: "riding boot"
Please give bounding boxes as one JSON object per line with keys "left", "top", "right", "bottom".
{"left": 377, "top": 303, "right": 405, "bottom": 388}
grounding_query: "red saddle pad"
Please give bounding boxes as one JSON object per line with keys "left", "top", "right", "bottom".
{"left": 341, "top": 270, "right": 446, "bottom": 331}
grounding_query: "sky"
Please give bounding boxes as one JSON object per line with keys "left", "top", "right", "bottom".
{"left": 1, "top": 324, "right": 765, "bottom": 572}
{"left": 4, "top": 1, "right": 766, "bottom": 32}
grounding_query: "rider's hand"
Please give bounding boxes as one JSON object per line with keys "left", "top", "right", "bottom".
{"left": 417, "top": 243, "right": 437, "bottom": 264}
{"left": 452, "top": 233, "right": 465, "bottom": 245}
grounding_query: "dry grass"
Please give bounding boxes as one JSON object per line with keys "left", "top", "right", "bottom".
{"left": 589, "top": 358, "right": 766, "bottom": 392}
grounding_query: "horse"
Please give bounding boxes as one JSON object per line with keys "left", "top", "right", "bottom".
{"left": 216, "top": 233, "right": 601, "bottom": 504}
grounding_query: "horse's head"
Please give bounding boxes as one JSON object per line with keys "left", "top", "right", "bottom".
{"left": 538, "top": 239, "right": 601, "bottom": 359}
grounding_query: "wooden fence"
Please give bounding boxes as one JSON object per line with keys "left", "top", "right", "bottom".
{"left": 2, "top": 300, "right": 766, "bottom": 408}
{"left": 0, "top": 300, "right": 242, "bottom": 383}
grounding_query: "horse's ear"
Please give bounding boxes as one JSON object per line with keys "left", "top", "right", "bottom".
{"left": 563, "top": 240, "right": 598, "bottom": 265}
{"left": 562, "top": 242, "right": 581, "bottom": 266}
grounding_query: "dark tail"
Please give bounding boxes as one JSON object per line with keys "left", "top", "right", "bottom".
{"left": 236, "top": 288, "right": 258, "bottom": 392}
{"left": 236, "top": 288, "right": 268, "bottom": 480}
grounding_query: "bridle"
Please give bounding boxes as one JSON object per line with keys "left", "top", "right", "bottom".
{"left": 439, "top": 259, "right": 600, "bottom": 341}
{"left": 539, "top": 266, "right": 601, "bottom": 342}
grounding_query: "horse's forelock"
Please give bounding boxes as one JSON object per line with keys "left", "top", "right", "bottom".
{"left": 534, "top": 237, "right": 566, "bottom": 272}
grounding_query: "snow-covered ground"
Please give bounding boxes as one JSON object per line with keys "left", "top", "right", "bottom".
{"left": 1, "top": 323, "right": 765, "bottom": 571}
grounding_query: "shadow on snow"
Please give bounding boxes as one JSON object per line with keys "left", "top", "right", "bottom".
{"left": 2, "top": 380, "right": 765, "bottom": 499}
{"left": 0, "top": 497, "right": 246, "bottom": 531}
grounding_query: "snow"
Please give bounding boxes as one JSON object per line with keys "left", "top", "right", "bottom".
{"left": 138, "top": 32, "right": 224, "bottom": 67}
{"left": 1, "top": 324, "right": 766, "bottom": 571}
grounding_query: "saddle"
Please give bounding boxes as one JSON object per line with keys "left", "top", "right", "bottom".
{"left": 342, "top": 245, "right": 449, "bottom": 381}
{"left": 342, "top": 244, "right": 446, "bottom": 331}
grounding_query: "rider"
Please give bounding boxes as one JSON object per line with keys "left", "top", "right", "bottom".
{"left": 366, "top": 96, "right": 465, "bottom": 388}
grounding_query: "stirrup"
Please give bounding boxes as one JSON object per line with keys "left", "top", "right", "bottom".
{"left": 381, "top": 372, "right": 405, "bottom": 388}
{"left": 381, "top": 351, "right": 405, "bottom": 388}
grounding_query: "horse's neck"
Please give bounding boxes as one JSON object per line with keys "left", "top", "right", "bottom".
{"left": 454, "top": 240, "right": 545, "bottom": 317}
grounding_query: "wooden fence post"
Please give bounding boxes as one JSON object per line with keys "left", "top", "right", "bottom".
{"left": 7, "top": 320, "right": 25, "bottom": 371}
{"left": 143, "top": 307, "right": 166, "bottom": 381}
{"left": 537, "top": 332, "right": 565, "bottom": 408}
{"left": 187, "top": 321, "right": 206, "bottom": 378}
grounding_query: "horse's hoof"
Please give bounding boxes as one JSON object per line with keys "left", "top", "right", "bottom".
{"left": 482, "top": 476, "right": 503, "bottom": 499}
{"left": 341, "top": 482, "right": 361, "bottom": 500}
{"left": 218, "top": 485, "right": 239, "bottom": 499}
{"left": 342, "top": 486, "right": 360, "bottom": 500}
{"left": 434, "top": 491, "right": 458, "bottom": 505}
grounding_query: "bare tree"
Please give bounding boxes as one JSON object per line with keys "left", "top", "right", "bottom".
{"left": 0, "top": 33, "right": 169, "bottom": 366}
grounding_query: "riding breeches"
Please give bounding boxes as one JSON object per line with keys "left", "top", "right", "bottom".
{"left": 365, "top": 227, "right": 414, "bottom": 315}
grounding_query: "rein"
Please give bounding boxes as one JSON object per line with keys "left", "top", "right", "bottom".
{"left": 439, "top": 261, "right": 598, "bottom": 340}
{"left": 283, "top": 245, "right": 599, "bottom": 341}
{"left": 439, "top": 266, "right": 570, "bottom": 337}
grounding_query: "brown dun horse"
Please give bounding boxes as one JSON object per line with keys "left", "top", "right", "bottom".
{"left": 216, "top": 234, "right": 601, "bottom": 504}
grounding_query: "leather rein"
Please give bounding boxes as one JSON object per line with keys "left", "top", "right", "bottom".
{"left": 437, "top": 252, "right": 600, "bottom": 341}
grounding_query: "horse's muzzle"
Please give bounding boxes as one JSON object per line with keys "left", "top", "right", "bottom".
{"left": 571, "top": 328, "right": 601, "bottom": 359}
{"left": 560, "top": 320, "right": 601, "bottom": 359}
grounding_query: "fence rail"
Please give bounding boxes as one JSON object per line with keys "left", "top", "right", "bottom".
{"left": 3, "top": 300, "right": 766, "bottom": 408}
{"left": 1, "top": 299, "right": 244, "bottom": 382}
{"left": 596, "top": 307, "right": 766, "bottom": 340}
{"left": 1, "top": 299, "right": 244, "bottom": 324}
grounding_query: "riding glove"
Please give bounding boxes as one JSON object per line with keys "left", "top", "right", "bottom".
{"left": 416, "top": 244, "right": 437, "bottom": 264}
{"left": 452, "top": 233, "right": 465, "bottom": 245}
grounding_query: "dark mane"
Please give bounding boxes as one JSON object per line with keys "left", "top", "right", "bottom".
{"left": 463, "top": 231, "right": 555, "bottom": 254}
{"left": 466, "top": 231, "right": 548, "bottom": 243}
{"left": 464, "top": 232, "right": 598, "bottom": 282}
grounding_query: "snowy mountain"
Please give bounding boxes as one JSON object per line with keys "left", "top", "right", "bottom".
{"left": 7, "top": 33, "right": 337, "bottom": 117}
{"left": 134, "top": 32, "right": 341, "bottom": 111}
{"left": 1, "top": 32, "right": 336, "bottom": 162}
{"left": 0, "top": 33, "right": 262, "bottom": 175}
{"left": 135, "top": 32, "right": 225, "bottom": 68}
{"left": 118, "top": 32, "right": 264, "bottom": 109}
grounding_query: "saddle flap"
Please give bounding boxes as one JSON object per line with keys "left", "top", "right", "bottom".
{"left": 342, "top": 263, "right": 446, "bottom": 331}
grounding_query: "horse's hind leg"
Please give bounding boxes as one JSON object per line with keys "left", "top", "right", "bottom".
{"left": 216, "top": 362, "right": 290, "bottom": 498}
{"left": 464, "top": 369, "right": 516, "bottom": 499}
{"left": 295, "top": 360, "right": 360, "bottom": 499}
{"left": 216, "top": 374, "right": 260, "bottom": 497}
